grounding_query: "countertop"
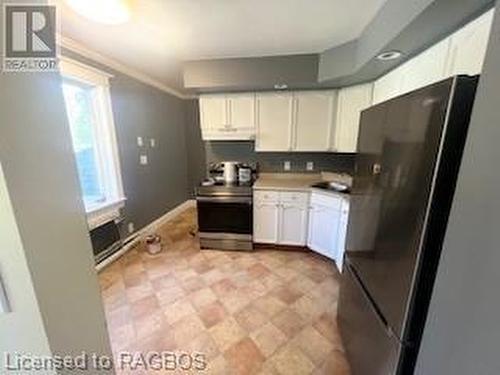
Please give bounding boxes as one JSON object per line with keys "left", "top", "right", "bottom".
{"left": 254, "top": 173, "right": 352, "bottom": 198}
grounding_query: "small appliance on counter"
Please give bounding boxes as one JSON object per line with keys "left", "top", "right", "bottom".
{"left": 222, "top": 161, "right": 239, "bottom": 183}
{"left": 196, "top": 162, "right": 257, "bottom": 251}
{"left": 208, "top": 162, "right": 257, "bottom": 184}
{"left": 238, "top": 165, "right": 253, "bottom": 183}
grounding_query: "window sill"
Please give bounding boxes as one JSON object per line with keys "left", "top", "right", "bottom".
{"left": 86, "top": 198, "right": 126, "bottom": 231}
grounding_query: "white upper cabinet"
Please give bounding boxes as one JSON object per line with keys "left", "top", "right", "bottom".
{"left": 293, "top": 91, "right": 337, "bottom": 152}
{"left": 373, "top": 39, "right": 449, "bottom": 105}
{"left": 200, "top": 95, "right": 227, "bottom": 134}
{"left": 373, "top": 10, "right": 493, "bottom": 106}
{"left": 335, "top": 84, "right": 373, "bottom": 153}
{"left": 228, "top": 93, "right": 256, "bottom": 133}
{"left": 445, "top": 9, "right": 494, "bottom": 77}
{"left": 373, "top": 67, "right": 405, "bottom": 105}
{"left": 199, "top": 94, "right": 255, "bottom": 140}
{"left": 200, "top": 10, "right": 493, "bottom": 150}
{"left": 399, "top": 39, "right": 450, "bottom": 94}
{"left": 256, "top": 93, "right": 294, "bottom": 151}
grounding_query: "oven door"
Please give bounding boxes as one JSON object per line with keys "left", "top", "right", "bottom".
{"left": 196, "top": 196, "right": 253, "bottom": 236}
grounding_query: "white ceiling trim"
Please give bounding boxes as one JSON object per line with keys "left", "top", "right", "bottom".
{"left": 57, "top": 35, "right": 195, "bottom": 100}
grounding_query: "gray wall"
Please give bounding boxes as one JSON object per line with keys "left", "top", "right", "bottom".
{"left": 415, "top": 2, "right": 500, "bottom": 374}
{"left": 0, "top": 163, "right": 53, "bottom": 372}
{"left": 184, "top": 100, "right": 207, "bottom": 196}
{"left": 0, "top": 62, "right": 112, "bottom": 369}
{"left": 63, "top": 49, "right": 190, "bottom": 233}
{"left": 184, "top": 54, "right": 320, "bottom": 91}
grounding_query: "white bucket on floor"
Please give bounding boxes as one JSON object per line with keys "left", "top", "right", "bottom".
{"left": 146, "top": 235, "right": 162, "bottom": 255}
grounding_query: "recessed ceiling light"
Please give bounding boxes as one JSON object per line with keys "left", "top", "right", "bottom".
{"left": 274, "top": 83, "right": 288, "bottom": 90}
{"left": 65, "top": 0, "right": 131, "bottom": 25}
{"left": 376, "top": 50, "right": 403, "bottom": 61}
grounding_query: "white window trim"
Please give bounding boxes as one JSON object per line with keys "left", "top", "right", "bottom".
{"left": 60, "top": 56, "right": 126, "bottom": 229}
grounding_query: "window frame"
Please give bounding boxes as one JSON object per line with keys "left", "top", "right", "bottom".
{"left": 60, "top": 57, "right": 126, "bottom": 230}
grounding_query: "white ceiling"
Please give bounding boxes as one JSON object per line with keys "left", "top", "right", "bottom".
{"left": 54, "top": 0, "right": 388, "bottom": 89}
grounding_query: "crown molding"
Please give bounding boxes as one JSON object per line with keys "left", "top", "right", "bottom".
{"left": 57, "top": 35, "right": 196, "bottom": 100}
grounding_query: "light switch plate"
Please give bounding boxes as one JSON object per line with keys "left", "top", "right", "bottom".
{"left": 137, "top": 137, "right": 144, "bottom": 147}
{"left": 284, "top": 161, "right": 291, "bottom": 171}
{"left": 150, "top": 138, "right": 156, "bottom": 148}
{"left": 306, "top": 162, "right": 314, "bottom": 171}
{"left": 140, "top": 155, "right": 148, "bottom": 165}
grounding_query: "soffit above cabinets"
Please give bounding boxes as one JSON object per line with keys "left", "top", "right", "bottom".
{"left": 184, "top": 0, "right": 494, "bottom": 92}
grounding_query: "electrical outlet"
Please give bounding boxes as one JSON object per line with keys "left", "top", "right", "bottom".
{"left": 127, "top": 222, "right": 135, "bottom": 234}
{"left": 306, "top": 161, "right": 314, "bottom": 171}
{"left": 140, "top": 155, "right": 148, "bottom": 165}
{"left": 284, "top": 161, "right": 291, "bottom": 171}
{"left": 150, "top": 138, "right": 156, "bottom": 148}
{"left": 137, "top": 136, "right": 144, "bottom": 147}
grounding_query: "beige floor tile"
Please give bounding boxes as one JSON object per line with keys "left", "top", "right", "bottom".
{"left": 198, "top": 301, "right": 228, "bottom": 328}
{"left": 270, "top": 343, "right": 315, "bottom": 375}
{"left": 313, "top": 313, "right": 345, "bottom": 350}
{"left": 219, "top": 291, "right": 251, "bottom": 314}
{"left": 234, "top": 305, "right": 268, "bottom": 333}
{"left": 183, "top": 332, "right": 220, "bottom": 361}
{"left": 206, "top": 355, "right": 230, "bottom": 375}
{"left": 171, "top": 314, "right": 206, "bottom": 347}
{"left": 224, "top": 337, "right": 265, "bottom": 375}
{"left": 292, "top": 295, "right": 326, "bottom": 322}
{"left": 252, "top": 295, "right": 287, "bottom": 318}
{"left": 188, "top": 287, "right": 218, "bottom": 309}
{"left": 293, "top": 325, "right": 333, "bottom": 365}
{"left": 314, "top": 349, "right": 351, "bottom": 375}
{"left": 209, "top": 317, "right": 247, "bottom": 352}
{"left": 271, "top": 308, "right": 306, "bottom": 338}
{"left": 99, "top": 207, "right": 348, "bottom": 374}
{"left": 155, "top": 284, "right": 185, "bottom": 306}
{"left": 250, "top": 322, "right": 288, "bottom": 358}
{"left": 272, "top": 285, "right": 303, "bottom": 305}
{"left": 163, "top": 297, "right": 196, "bottom": 325}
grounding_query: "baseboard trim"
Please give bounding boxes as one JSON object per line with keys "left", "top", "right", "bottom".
{"left": 96, "top": 199, "right": 196, "bottom": 272}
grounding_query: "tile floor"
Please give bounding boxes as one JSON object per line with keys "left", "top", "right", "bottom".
{"left": 98, "top": 208, "right": 351, "bottom": 374}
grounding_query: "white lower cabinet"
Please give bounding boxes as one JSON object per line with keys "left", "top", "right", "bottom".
{"left": 307, "top": 192, "right": 349, "bottom": 271}
{"left": 253, "top": 196, "right": 280, "bottom": 244}
{"left": 254, "top": 190, "right": 308, "bottom": 246}
{"left": 254, "top": 189, "right": 349, "bottom": 270}
{"left": 280, "top": 203, "right": 309, "bottom": 246}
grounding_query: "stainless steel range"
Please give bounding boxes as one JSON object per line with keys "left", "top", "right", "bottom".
{"left": 196, "top": 181, "right": 253, "bottom": 251}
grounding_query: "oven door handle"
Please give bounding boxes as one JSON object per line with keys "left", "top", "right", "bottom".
{"left": 196, "top": 196, "right": 253, "bottom": 204}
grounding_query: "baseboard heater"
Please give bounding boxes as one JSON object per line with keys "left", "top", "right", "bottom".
{"left": 90, "top": 219, "right": 123, "bottom": 264}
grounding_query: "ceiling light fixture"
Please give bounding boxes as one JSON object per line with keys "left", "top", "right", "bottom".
{"left": 65, "top": 0, "right": 131, "bottom": 25}
{"left": 376, "top": 50, "right": 403, "bottom": 61}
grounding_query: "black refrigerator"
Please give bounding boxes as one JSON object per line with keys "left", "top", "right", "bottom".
{"left": 338, "top": 76, "right": 479, "bottom": 375}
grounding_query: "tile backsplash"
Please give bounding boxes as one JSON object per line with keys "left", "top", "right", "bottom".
{"left": 205, "top": 141, "right": 355, "bottom": 174}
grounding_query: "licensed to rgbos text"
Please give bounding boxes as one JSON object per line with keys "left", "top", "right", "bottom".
{"left": 4, "top": 351, "right": 207, "bottom": 372}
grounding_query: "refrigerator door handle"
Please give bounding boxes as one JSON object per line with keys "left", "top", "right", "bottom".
{"left": 348, "top": 263, "right": 395, "bottom": 339}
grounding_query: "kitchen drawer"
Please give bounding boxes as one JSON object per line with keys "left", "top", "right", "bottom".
{"left": 254, "top": 190, "right": 280, "bottom": 203}
{"left": 280, "top": 191, "right": 309, "bottom": 205}
{"left": 310, "top": 192, "right": 343, "bottom": 211}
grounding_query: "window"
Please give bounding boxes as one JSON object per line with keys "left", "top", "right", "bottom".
{"left": 60, "top": 57, "right": 125, "bottom": 229}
